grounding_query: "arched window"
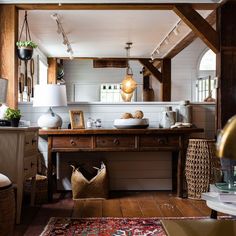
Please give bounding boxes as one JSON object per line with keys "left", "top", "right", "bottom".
{"left": 196, "top": 49, "right": 216, "bottom": 102}
{"left": 199, "top": 49, "right": 216, "bottom": 71}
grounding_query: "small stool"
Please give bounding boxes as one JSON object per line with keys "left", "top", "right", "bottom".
{"left": 0, "top": 173, "right": 15, "bottom": 236}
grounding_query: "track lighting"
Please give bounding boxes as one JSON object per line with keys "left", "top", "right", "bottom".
{"left": 51, "top": 13, "right": 74, "bottom": 59}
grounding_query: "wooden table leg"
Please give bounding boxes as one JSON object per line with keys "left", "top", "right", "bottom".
{"left": 47, "top": 136, "right": 53, "bottom": 202}
{"left": 172, "top": 151, "right": 178, "bottom": 193}
{"left": 210, "top": 209, "right": 218, "bottom": 219}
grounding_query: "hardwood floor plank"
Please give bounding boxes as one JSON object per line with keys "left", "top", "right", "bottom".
{"left": 120, "top": 199, "right": 143, "bottom": 217}
{"left": 72, "top": 200, "right": 85, "bottom": 217}
{"left": 138, "top": 199, "right": 163, "bottom": 217}
{"left": 153, "top": 192, "right": 183, "bottom": 217}
{"left": 102, "top": 199, "right": 123, "bottom": 217}
{"left": 188, "top": 199, "right": 212, "bottom": 216}
{"left": 169, "top": 198, "right": 204, "bottom": 217}
{"left": 81, "top": 200, "right": 103, "bottom": 217}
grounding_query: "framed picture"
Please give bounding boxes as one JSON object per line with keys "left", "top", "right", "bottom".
{"left": 69, "top": 110, "right": 85, "bottom": 129}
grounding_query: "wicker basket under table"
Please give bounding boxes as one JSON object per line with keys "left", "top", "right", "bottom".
{"left": 185, "top": 139, "right": 218, "bottom": 199}
{"left": 0, "top": 186, "right": 15, "bottom": 236}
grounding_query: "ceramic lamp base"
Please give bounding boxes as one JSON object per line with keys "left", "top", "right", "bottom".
{"left": 38, "top": 108, "right": 62, "bottom": 129}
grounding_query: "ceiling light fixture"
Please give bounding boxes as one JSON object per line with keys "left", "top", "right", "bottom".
{"left": 151, "top": 20, "right": 181, "bottom": 59}
{"left": 120, "top": 42, "right": 137, "bottom": 101}
{"left": 51, "top": 13, "right": 74, "bottom": 60}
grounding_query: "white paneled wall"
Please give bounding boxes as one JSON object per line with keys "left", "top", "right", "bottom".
{"left": 19, "top": 102, "right": 215, "bottom": 190}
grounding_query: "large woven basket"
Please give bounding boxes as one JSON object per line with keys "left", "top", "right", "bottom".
{"left": 0, "top": 186, "right": 15, "bottom": 236}
{"left": 71, "top": 162, "right": 109, "bottom": 199}
{"left": 24, "top": 174, "right": 48, "bottom": 204}
{"left": 185, "top": 139, "right": 219, "bottom": 199}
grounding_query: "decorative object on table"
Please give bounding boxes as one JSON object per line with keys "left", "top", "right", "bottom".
{"left": 0, "top": 173, "right": 15, "bottom": 236}
{"left": 86, "top": 117, "right": 94, "bottom": 128}
{"left": 185, "top": 139, "right": 216, "bottom": 199}
{"left": 114, "top": 110, "right": 149, "bottom": 129}
{"left": 94, "top": 119, "right": 102, "bottom": 128}
{"left": 69, "top": 110, "right": 85, "bottom": 129}
{"left": 4, "top": 107, "right": 21, "bottom": 127}
{"left": 120, "top": 42, "right": 137, "bottom": 96}
{"left": 33, "top": 84, "right": 67, "bottom": 129}
{"left": 30, "top": 58, "right": 35, "bottom": 97}
{"left": 178, "top": 100, "right": 192, "bottom": 123}
{"left": 216, "top": 114, "right": 236, "bottom": 191}
{"left": 40, "top": 217, "right": 166, "bottom": 236}
{"left": 160, "top": 107, "right": 176, "bottom": 128}
{"left": 71, "top": 162, "right": 109, "bottom": 199}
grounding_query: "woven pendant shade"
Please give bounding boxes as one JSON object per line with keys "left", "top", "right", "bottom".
{"left": 121, "top": 74, "right": 137, "bottom": 94}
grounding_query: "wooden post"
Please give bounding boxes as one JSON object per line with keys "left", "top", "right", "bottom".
{"left": 216, "top": 0, "right": 236, "bottom": 129}
{"left": 47, "top": 58, "right": 57, "bottom": 84}
{"left": 0, "top": 5, "right": 18, "bottom": 108}
{"left": 161, "top": 58, "right": 171, "bottom": 101}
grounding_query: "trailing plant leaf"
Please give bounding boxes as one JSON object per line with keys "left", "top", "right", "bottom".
{"left": 5, "top": 108, "right": 21, "bottom": 120}
{"left": 16, "top": 40, "right": 38, "bottom": 48}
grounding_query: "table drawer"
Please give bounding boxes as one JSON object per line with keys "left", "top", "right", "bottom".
{"left": 24, "top": 155, "right": 37, "bottom": 179}
{"left": 52, "top": 136, "right": 93, "bottom": 149}
{"left": 95, "top": 135, "right": 136, "bottom": 149}
{"left": 139, "top": 135, "right": 179, "bottom": 148}
{"left": 24, "top": 131, "right": 38, "bottom": 156}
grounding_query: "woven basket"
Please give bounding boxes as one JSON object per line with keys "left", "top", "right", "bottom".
{"left": 0, "top": 186, "right": 15, "bottom": 236}
{"left": 185, "top": 139, "right": 219, "bottom": 199}
{"left": 71, "top": 162, "right": 109, "bottom": 199}
{"left": 24, "top": 174, "right": 48, "bottom": 204}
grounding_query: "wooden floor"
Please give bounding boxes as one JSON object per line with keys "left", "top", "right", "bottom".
{"left": 14, "top": 191, "right": 217, "bottom": 236}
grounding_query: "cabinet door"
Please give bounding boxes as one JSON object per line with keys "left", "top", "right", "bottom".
{"left": 0, "top": 132, "right": 20, "bottom": 182}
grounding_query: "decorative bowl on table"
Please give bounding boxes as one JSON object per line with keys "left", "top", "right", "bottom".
{"left": 113, "top": 118, "right": 149, "bottom": 129}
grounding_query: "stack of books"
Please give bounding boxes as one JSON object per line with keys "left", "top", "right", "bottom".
{"left": 201, "top": 184, "right": 236, "bottom": 203}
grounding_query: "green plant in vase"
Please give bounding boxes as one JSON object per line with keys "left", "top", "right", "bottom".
{"left": 5, "top": 108, "right": 21, "bottom": 127}
{"left": 16, "top": 40, "right": 37, "bottom": 61}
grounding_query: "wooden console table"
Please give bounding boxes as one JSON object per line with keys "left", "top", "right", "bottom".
{"left": 39, "top": 128, "right": 203, "bottom": 200}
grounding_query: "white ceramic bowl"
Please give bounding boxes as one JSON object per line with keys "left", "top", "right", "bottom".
{"left": 114, "top": 118, "right": 149, "bottom": 129}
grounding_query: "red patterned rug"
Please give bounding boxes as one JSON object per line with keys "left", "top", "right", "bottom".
{"left": 40, "top": 217, "right": 167, "bottom": 236}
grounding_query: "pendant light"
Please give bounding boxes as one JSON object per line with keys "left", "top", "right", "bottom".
{"left": 121, "top": 42, "right": 137, "bottom": 95}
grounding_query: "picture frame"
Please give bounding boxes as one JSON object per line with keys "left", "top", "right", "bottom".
{"left": 69, "top": 110, "right": 85, "bottom": 129}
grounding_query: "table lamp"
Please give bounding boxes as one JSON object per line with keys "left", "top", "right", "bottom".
{"left": 33, "top": 84, "right": 67, "bottom": 129}
{"left": 216, "top": 115, "right": 236, "bottom": 191}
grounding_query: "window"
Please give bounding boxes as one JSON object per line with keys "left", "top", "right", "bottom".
{"left": 38, "top": 59, "right": 48, "bottom": 85}
{"left": 199, "top": 49, "right": 216, "bottom": 71}
{"left": 196, "top": 49, "right": 216, "bottom": 102}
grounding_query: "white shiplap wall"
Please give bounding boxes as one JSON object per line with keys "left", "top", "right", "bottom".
{"left": 19, "top": 102, "right": 215, "bottom": 190}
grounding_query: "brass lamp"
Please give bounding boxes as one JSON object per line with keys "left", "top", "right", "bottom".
{"left": 216, "top": 115, "right": 236, "bottom": 190}
{"left": 216, "top": 115, "right": 236, "bottom": 160}
{"left": 121, "top": 42, "right": 137, "bottom": 95}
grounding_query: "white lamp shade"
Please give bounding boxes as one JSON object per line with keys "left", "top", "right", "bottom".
{"left": 33, "top": 84, "right": 67, "bottom": 107}
{"left": 0, "top": 78, "right": 8, "bottom": 104}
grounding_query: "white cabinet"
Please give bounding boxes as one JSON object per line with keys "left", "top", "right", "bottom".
{"left": 0, "top": 127, "right": 39, "bottom": 224}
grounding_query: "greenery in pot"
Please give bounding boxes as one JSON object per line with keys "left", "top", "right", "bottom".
{"left": 16, "top": 40, "right": 38, "bottom": 48}
{"left": 5, "top": 108, "right": 21, "bottom": 120}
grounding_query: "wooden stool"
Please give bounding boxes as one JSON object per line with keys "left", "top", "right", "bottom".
{"left": 0, "top": 173, "right": 15, "bottom": 236}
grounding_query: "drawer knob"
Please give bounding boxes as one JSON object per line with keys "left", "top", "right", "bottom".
{"left": 113, "top": 139, "right": 120, "bottom": 145}
{"left": 156, "top": 138, "right": 167, "bottom": 145}
{"left": 70, "top": 140, "right": 76, "bottom": 146}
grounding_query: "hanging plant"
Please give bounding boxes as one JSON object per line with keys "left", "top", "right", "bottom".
{"left": 16, "top": 11, "right": 37, "bottom": 61}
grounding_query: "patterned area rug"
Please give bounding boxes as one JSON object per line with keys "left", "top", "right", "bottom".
{"left": 40, "top": 217, "right": 167, "bottom": 236}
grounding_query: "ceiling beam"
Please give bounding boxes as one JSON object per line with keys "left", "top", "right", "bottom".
{"left": 139, "top": 59, "right": 162, "bottom": 83}
{"left": 51, "top": 57, "right": 152, "bottom": 61}
{"left": 15, "top": 3, "right": 218, "bottom": 11}
{"left": 173, "top": 4, "right": 219, "bottom": 53}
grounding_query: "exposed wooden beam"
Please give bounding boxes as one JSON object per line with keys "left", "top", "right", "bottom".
{"left": 166, "top": 10, "right": 216, "bottom": 59}
{"left": 139, "top": 59, "right": 162, "bottom": 83}
{"left": 161, "top": 59, "right": 171, "bottom": 101}
{"left": 0, "top": 5, "right": 18, "bottom": 108}
{"left": 57, "top": 57, "right": 152, "bottom": 61}
{"left": 173, "top": 4, "right": 219, "bottom": 53}
{"left": 15, "top": 3, "right": 218, "bottom": 11}
{"left": 47, "top": 58, "right": 57, "bottom": 84}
